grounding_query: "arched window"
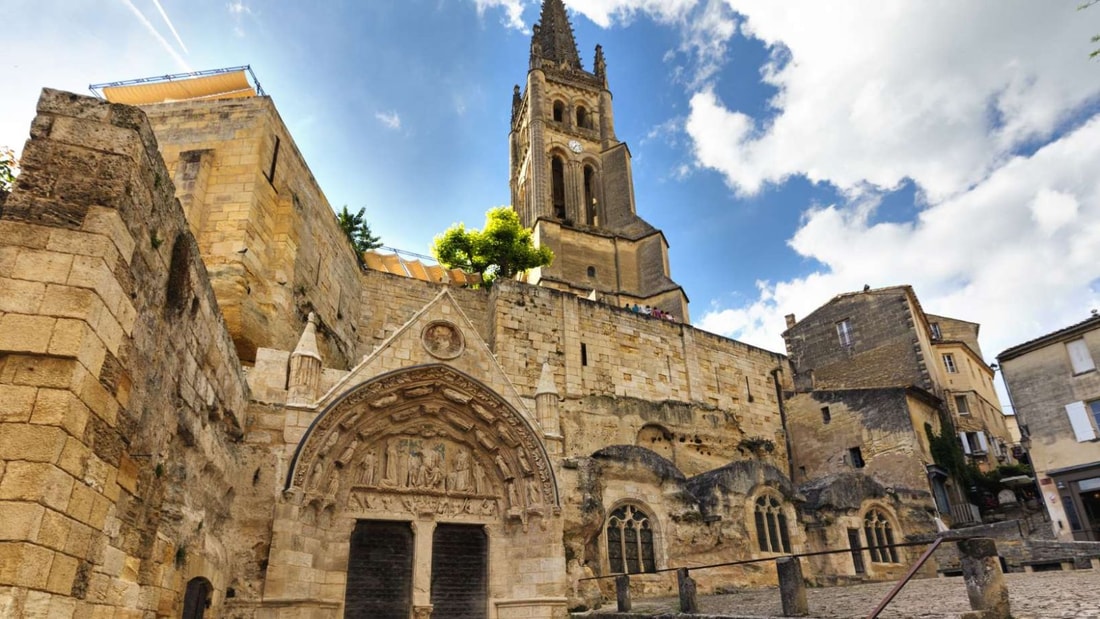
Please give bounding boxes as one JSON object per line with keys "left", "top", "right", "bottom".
{"left": 551, "top": 156, "right": 566, "bottom": 219}
{"left": 552, "top": 101, "right": 565, "bottom": 123}
{"left": 606, "top": 505, "right": 656, "bottom": 574}
{"left": 583, "top": 165, "right": 598, "bottom": 225}
{"left": 754, "top": 494, "right": 791, "bottom": 554}
{"left": 864, "top": 509, "right": 899, "bottom": 563}
{"left": 182, "top": 577, "right": 213, "bottom": 619}
{"left": 576, "top": 106, "right": 589, "bottom": 129}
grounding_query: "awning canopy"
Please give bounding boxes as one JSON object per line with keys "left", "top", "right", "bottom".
{"left": 102, "top": 70, "right": 255, "bottom": 105}
{"left": 91, "top": 66, "right": 263, "bottom": 105}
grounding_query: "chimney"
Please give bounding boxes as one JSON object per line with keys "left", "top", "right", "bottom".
{"left": 784, "top": 314, "right": 796, "bottom": 329}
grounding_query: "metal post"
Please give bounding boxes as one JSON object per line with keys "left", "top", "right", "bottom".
{"left": 615, "top": 574, "right": 631, "bottom": 612}
{"left": 677, "top": 567, "right": 698, "bottom": 614}
{"left": 776, "top": 556, "right": 809, "bottom": 616}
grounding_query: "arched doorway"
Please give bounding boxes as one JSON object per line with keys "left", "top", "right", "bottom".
{"left": 282, "top": 364, "right": 561, "bottom": 618}
{"left": 181, "top": 577, "right": 212, "bottom": 619}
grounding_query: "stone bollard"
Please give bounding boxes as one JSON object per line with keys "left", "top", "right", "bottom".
{"left": 957, "top": 538, "right": 1011, "bottom": 619}
{"left": 615, "top": 574, "right": 631, "bottom": 612}
{"left": 677, "top": 567, "right": 699, "bottom": 614}
{"left": 776, "top": 556, "right": 809, "bottom": 617}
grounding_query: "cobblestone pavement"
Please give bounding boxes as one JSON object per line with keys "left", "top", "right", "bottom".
{"left": 578, "top": 571, "right": 1100, "bottom": 618}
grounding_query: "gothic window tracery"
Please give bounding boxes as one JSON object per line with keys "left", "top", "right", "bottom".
{"left": 863, "top": 508, "right": 899, "bottom": 563}
{"left": 606, "top": 505, "right": 656, "bottom": 574}
{"left": 753, "top": 493, "right": 791, "bottom": 554}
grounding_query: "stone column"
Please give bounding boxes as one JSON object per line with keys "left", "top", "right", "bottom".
{"left": 957, "top": 538, "right": 1010, "bottom": 619}
{"left": 534, "top": 362, "right": 562, "bottom": 438}
{"left": 776, "top": 556, "right": 809, "bottom": 616}
{"left": 411, "top": 518, "right": 437, "bottom": 617}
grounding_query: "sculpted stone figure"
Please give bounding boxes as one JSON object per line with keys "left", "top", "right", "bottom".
{"left": 337, "top": 434, "right": 360, "bottom": 466}
{"left": 382, "top": 441, "right": 399, "bottom": 486}
{"left": 495, "top": 453, "right": 515, "bottom": 480}
{"left": 447, "top": 448, "right": 471, "bottom": 492}
{"left": 423, "top": 445, "right": 445, "bottom": 490}
{"left": 525, "top": 477, "right": 541, "bottom": 507}
{"left": 473, "top": 457, "right": 488, "bottom": 494}
{"left": 407, "top": 450, "right": 425, "bottom": 488}
{"left": 358, "top": 449, "right": 377, "bottom": 486}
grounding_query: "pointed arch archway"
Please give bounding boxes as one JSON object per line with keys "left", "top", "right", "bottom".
{"left": 286, "top": 363, "right": 560, "bottom": 519}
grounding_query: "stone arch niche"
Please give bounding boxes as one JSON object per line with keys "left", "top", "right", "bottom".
{"left": 286, "top": 364, "right": 560, "bottom": 523}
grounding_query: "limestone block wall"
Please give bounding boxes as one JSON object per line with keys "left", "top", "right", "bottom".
{"left": 0, "top": 90, "right": 252, "bottom": 617}
{"left": 141, "top": 97, "right": 362, "bottom": 368}
{"left": 785, "top": 289, "right": 930, "bottom": 391}
{"left": 356, "top": 269, "right": 491, "bottom": 358}
{"left": 485, "top": 280, "right": 789, "bottom": 475}
{"left": 785, "top": 389, "right": 938, "bottom": 492}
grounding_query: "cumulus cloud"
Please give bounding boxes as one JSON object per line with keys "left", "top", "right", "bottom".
{"left": 568, "top": 0, "right": 698, "bottom": 28}
{"left": 687, "top": 1, "right": 1100, "bottom": 200}
{"left": 375, "top": 111, "right": 402, "bottom": 130}
{"left": 472, "top": 0, "right": 528, "bottom": 31}
{"left": 698, "top": 115, "right": 1100, "bottom": 360}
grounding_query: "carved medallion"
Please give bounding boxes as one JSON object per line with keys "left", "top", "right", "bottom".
{"left": 421, "top": 321, "right": 464, "bottom": 359}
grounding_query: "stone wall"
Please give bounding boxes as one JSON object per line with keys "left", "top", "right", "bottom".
{"left": 785, "top": 288, "right": 930, "bottom": 392}
{"left": 786, "top": 388, "right": 940, "bottom": 492}
{"left": 141, "top": 98, "right": 363, "bottom": 368}
{"left": 0, "top": 89, "right": 249, "bottom": 617}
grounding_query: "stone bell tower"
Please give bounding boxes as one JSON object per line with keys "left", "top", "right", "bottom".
{"left": 509, "top": 0, "right": 690, "bottom": 321}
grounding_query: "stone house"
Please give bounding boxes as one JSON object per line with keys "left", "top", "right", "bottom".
{"left": 0, "top": 3, "right": 939, "bottom": 617}
{"left": 998, "top": 312, "right": 1100, "bottom": 541}
{"left": 782, "top": 286, "right": 1016, "bottom": 530}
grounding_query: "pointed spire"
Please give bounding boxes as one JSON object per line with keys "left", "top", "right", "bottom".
{"left": 533, "top": 0, "right": 582, "bottom": 70}
{"left": 292, "top": 312, "right": 322, "bottom": 361}
{"left": 535, "top": 362, "right": 559, "bottom": 397}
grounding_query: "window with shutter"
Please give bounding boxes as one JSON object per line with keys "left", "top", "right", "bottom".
{"left": 1065, "top": 401, "right": 1098, "bottom": 442}
{"left": 1067, "top": 339, "right": 1095, "bottom": 374}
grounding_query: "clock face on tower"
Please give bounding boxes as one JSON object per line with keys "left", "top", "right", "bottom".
{"left": 568, "top": 140, "right": 583, "bottom": 153}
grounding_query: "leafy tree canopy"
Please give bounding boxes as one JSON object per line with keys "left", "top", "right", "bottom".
{"left": 1, "top": 147, "right": 19, "bottom": 193}
{"left": 336, "top": 205, "right": 382, "bottom": 259}
{"left": 431, "top": 206, "right": 553, "bottom": 286}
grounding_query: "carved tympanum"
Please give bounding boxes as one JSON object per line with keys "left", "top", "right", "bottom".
{"left": 289, "top": 365, "right": 558, "bottom": 521}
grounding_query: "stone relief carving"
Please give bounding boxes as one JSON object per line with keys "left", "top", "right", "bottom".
{"left": 422, "top": 321, "right": 464, "bottom": 360}
{"left": 290, "top": 365, "right": 559, "bottom": 519}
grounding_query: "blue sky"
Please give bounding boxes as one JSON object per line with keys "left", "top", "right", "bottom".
{"left": 4, "top": 1, "right": 1100, "bottom": 390}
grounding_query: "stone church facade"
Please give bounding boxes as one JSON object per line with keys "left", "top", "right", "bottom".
{"left": 0, "top": 3, "right": 939, "bottom": 617}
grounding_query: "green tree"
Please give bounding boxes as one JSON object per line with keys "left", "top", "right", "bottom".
{"left": 0, "top": 147, "right": 18, "bottom": 193}
{"left": 1083, "top": 0, "right": 1100, "bottom": 58}
{"left": 336, "top": 205, "right": 382, "bottom": 259}
{"left": 431, "top": 206, "right": 553, "bottom": 286}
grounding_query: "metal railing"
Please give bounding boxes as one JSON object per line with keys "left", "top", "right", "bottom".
{"left": 579, "top": 534, "right": 976, "bottom": 618}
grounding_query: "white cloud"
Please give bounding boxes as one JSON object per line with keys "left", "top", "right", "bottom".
{"left": 375, "top": 111, "right": 402, "bottom": 130}
{"left": 227, "top": 0, "right": 252, "bottom": 37}
{"left": 686, "top": 1, "right": 1100, "bottom": 200}
{"left": 1030, "top": 188, "right": 1079, "bottom": 237}
{"left": 568, "top": 0, "right": 698, "bottom": 29}
{"left": 472, "top": 0, "right": 528, "bottom": 31}
{"left": 698, "top": 115, "right": 1100, "bottom": 364}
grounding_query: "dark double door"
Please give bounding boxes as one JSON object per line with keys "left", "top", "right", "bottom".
{"left": 344, "top": 521, "right": 487, "bottom": 619}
